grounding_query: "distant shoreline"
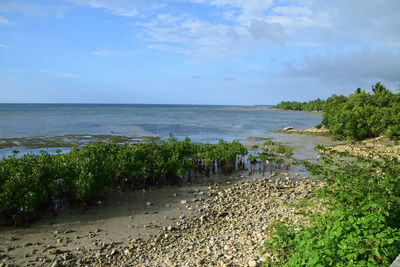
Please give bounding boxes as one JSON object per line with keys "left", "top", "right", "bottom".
{"left": 272, "top": 108, "right": 324, "bottom": 114}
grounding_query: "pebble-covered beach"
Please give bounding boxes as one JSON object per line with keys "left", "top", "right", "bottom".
{"left": 0, "top": 174, "right": 324, "bottom": 267}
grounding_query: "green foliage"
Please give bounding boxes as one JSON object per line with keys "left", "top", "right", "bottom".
{"left": 322, "top": 82, "right": 400, "bottom": 139}
{"left": 248, "top": 139, "right": 293, "bottom": 165}
{"left": 0, "top": 136, "right": 247, "bottom": 225}
{"left": 274, "top": 98, "right": 325, "bottom": 112}
{"left": 263, "top": 146, "right": 400, "bottom": 266}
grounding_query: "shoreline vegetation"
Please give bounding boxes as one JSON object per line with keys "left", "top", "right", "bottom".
{"left": 274, "top": 98, "right": 325, "bottom": 112}
{"left": 277, "top": 82, "right": 400, "bottom": 140}
{"left": 1, "top": 83, "right": 400, "bottom": 266}
{"left": 1, "top": 136, "right": 399, "bottom": 266}
{"left": 0, "top": 135, "right": 250, "bottom": 226}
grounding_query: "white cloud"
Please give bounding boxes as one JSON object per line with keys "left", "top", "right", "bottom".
{"left": 91, "top": 49, "right": 127, "bottom": 57}
{"left": 0, "top": 43, "right": 10, "bottom": 48}
{"left": 285, "top": 48, "right": 400, "bottom": 85}
{"left": 0, "top": 15, "right": 13, "bottom": 25}
{"left": 59, "top": 0, "right": 400, "bottom": 60}
{"left": 248, "top": 19, "right": 285, "bottom": 41}
{"left": 67, "top": 0, "right": 163, "bottom": 17}
{"left": 139, "top": 12, "right": 286, "bottom": 59}
{"left": 191, "top": 0, "right": 274, "bottom": 24}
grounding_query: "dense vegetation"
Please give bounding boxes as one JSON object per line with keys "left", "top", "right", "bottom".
{"left": 275, "top": 82, "right": 400, "bottom": 140}
{"left": 264, "top": 145, "right": 400, "bottom": 266}
{"left": 322, "top": 82, "right": 400, "bottom": 139}
{"left": 0, "top": 136, "right": 247, "bottom": 225}
{"left": 274, "top": 98, "right": 325, "bottom": 112}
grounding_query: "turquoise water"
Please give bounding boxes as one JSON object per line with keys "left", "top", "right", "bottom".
{"left": 0, "top": 104, "right": 322, "bottom": 155}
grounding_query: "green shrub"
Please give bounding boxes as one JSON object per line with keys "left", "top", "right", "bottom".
{"left": 0, "top": 136, "right": 248, "bottom": 225}
{"left": 263, "top": 146, "right": 400, "bottom": 266}
{"left": 322, "top": 83, "right": 400, "bottom": 139}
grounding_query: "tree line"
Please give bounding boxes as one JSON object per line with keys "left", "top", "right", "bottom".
{"left": 275, "top": 82, "right": 400, "bottom": 140}
{"left": 274, "top": 98, "right": 325, "bottom": 112}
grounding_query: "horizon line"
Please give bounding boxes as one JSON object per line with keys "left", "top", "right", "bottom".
{"left": 0, "top": 102, "right": 276, "bottom": 106}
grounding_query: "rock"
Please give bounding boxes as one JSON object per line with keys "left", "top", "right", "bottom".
{"left": 88, "top": 233, "right": 96, "bottom": 238}
{"left": 283, "top": 126, "right": 294, "bottom": 131}
{"left": 124, "top": 249, "right": 130, "bottom": 256}
{"left": 146, "top": 202, "right": 153, "bottom": 206}
{"left": 50, "top": 259, "right": 60, "bottom": 267}
{"left": 49, "top": 249, "right": 62, "bottom": 255}
{"left": 180, "top": 199, "right": 188, "bottom": 204}
{"left": 248, "top": 260, "right": 257, "bottom": 267}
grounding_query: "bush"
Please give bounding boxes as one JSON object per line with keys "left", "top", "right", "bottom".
{"left": 263, "top": 146, "right": 400, "bottom": 266}
{"left": 322, "top": 83, "right": 400, "bottom": 139}
{"left": 0, "top": 137, "right": 248, "bottom": 225}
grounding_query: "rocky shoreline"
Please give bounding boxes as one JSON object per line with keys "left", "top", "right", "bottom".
{"left": 0, "top": 175, "right": 324, "bottom": 267}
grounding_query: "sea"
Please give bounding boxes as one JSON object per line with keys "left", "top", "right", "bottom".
{"left": 0, "top": 104, "right": 323, "bottom": 156}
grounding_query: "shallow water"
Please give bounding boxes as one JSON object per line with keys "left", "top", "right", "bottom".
{"left": 0, "top": 104, "right": 322, "bottom": 156}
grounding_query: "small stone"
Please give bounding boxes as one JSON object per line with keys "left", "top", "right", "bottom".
{"left": 146, "top": 202, "right": 153, "bottom": 206}
{"left": 49, "top": 249, "right": 62, "bottom": 255}
{"left": 124, "top": 249, "right": 130, "bottom": 256}
{"left": 180, "top": 199, "right": 188, "bottom": 204}
{"left": 167, "top": 225, "right": 174, "bottom": 231}
{"left": 50, "top": 259, "right": 60, "bottom": 267}
{"left": 248, "top": 260, "right": 257, "bottom": 267}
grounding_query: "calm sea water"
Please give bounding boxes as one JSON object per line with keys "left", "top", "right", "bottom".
{"left": 0, "top": 104, "right": 322, "bottom": 154}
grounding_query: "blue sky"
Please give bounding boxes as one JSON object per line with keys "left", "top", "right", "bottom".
{"left": 1, "top": 0, "right": 399, "bottom": 105}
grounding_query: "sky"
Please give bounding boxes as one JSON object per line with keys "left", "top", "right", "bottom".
{"left": 0, "top": 0, "right": 399, "bottom": 105}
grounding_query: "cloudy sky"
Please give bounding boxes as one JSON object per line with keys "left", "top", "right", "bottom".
{"left": 1, "top": 0, "right": 399, "bottom": 104}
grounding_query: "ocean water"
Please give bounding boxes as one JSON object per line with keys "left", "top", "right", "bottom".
{"left": 0, "top": 104, "right": 322, "bottom": 154}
